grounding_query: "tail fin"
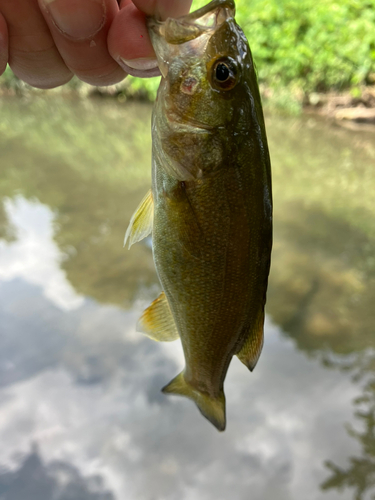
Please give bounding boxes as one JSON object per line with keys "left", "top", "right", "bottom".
{"left": 162, "top": 372, "right": 226, "bottom": 431}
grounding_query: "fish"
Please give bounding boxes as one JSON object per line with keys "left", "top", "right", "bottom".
{"left": 124, "top": 0, "right": 272, "bottom": 431}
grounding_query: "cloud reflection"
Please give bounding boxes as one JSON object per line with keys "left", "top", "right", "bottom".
{"left": 0, "top": 196, "right": 84, "bottom": 311}
{"left": 0, "top": 277, "right": 360, "bottom": 500}
{"left": 0, "top": 110, "right": 371, "bottom": 499}
{"left": 0, "top": 194, "right": 362, "bottom": 500}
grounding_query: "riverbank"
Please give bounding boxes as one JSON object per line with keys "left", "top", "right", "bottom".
{"left": 1, "top": 0, "right": 374, "bottom": 125}
{"left": 1, "top": 73, "right": 374, "bottom": 128}
{"left": 304, "top": 86, "right": 375, "bottom": 126}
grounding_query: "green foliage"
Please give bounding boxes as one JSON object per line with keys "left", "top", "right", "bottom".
{"left": 1, "top": 65, "right": 26, "bottom": 92}
{"left": 233, "top": 0, "right": 375, "bottom": 94}
{"left": 127, "top": 0, "right": 375, "bottom": 101}
{"left": 125, "top": 75, "right": 161, "bottom": 100}
{"left": 1, "top": 0, "right": 374, "bottom": 100}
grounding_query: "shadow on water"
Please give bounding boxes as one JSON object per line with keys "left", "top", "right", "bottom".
{"left": 0, "top": 97, "right": 157, "bottom": 307}
{"left": 321, "top": 375, "right": 375, "bottom": 500}
{"left": 0, "top": 445, "right": 114, "bottom": 500}
{"left": 0, "top": 95, "right": 375, "bottom": 499}
{"left": 0, "top": 202, "right": 15, "bottom": 243}
{"left": 269, "top": 202, "right": 375, "bottom": 355}
{"left": 266, "top": 114, "right": 375, "bottom": 500}
{"left": 270, "top": 201, "right": 375, "bottom": 498}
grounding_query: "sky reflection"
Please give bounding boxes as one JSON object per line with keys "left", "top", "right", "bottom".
{"left": 0, "top": 97, "right": 374, "bottom": 500}
{"left": 0, "top": 197, "right": 360, "bottom": 500}
{"left": 0, "top": 196, "right": 83, "bottom": 311}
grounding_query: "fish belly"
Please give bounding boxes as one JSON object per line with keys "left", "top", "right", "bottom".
{"left": 153, "top": 167, "right": 268, "bottom": 397}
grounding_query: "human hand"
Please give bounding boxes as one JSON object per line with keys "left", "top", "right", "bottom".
{"left": 0, "top": 0, "right": 192, "bottom": 89}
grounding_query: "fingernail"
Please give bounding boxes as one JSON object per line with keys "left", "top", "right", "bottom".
{"left": 119, "top": 57, "right": 160, "bottom": 78}
{"left": 121, "top": 57, "right": 158, "bottom": 71}
{"left": 41, "top": 0, "right": 106, "bottom": 40}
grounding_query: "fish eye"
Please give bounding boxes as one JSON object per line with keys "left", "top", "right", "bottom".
{"left": 210, "top": 57, "right": 239, "bottom": 91}
{"left": 215, "top": 63, "right": 230, "bottom": 82}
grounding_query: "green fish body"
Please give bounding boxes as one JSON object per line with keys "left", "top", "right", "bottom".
{"left": 125, "top": 0, "right": 272, "bottom": 431}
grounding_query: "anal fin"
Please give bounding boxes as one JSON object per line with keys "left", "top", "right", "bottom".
{"left": 137, "top": 292, "right": 179, "bottom": 342}
{"left": 236, "top": 310, "right": 265, "bottom": 372}
{"left": 162, "top": 372, "right": 226, "bottom": 432}
{"left": 124, "top": 189, "right": 153, "bottom": 249}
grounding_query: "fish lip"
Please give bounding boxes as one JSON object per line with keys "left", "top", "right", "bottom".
{"left": 176, "top": 0, "right": 235, "bottom": 25}
{"left": 167, "top": 112, "right": 216, "bottom": 132}
{"left": 147, "top": 0, "right": 236, "bottom": 78}
{"left": 147, "top": 0, "right": 235, "bottom": 45}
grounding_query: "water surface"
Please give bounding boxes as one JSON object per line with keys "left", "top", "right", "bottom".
{"left": 0, "top": 96, "right": 374, "bottom": 500}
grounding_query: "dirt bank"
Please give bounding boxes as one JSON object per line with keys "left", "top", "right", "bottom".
{"left": 305, "top": 87, "right": 375, "bottom": 127}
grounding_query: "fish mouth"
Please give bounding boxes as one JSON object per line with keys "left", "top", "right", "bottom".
{"left": 147, "top": 0, "right": 235, "bottom": 77}
{"left": 148, "top": 0, "right": 235, "bottom": 45}
{"left": 173, "top": 116, "right": 216, "bottom": 132}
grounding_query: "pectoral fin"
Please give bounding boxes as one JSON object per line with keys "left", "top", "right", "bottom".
{"left": 236, "top": 310, "right": 265, "bottom": 372}
{"left": 124, "top": 189, "right": 153, "bottom": 249}
{"left": 137, "top": 292, "right": 179, "bottom": 342}
{"left": 162, "top": 372, "right": 226, "bottom": 432}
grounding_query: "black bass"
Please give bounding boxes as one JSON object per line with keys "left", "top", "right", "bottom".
{"left": 125, "top": 0, "right": 272, "bottom": 431}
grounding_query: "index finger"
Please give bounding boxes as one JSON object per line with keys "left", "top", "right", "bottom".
{"left": 107, "top": 0, "right": 192, "bottom": 77}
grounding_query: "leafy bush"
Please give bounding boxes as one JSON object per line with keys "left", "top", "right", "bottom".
{"left": 232, "top": 0, "right": 375, "bottom": 94}
{"left": 1, "top": 0, "right": 374, "bottom": 101}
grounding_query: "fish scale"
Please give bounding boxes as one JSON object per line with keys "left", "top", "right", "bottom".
{"left": 125, "top": 0, "right": 272, "bottom": 431}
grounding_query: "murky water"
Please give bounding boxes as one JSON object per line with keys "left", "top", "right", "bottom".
{"left": 0, "top": 95, "right": 374, "bottom": 500}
